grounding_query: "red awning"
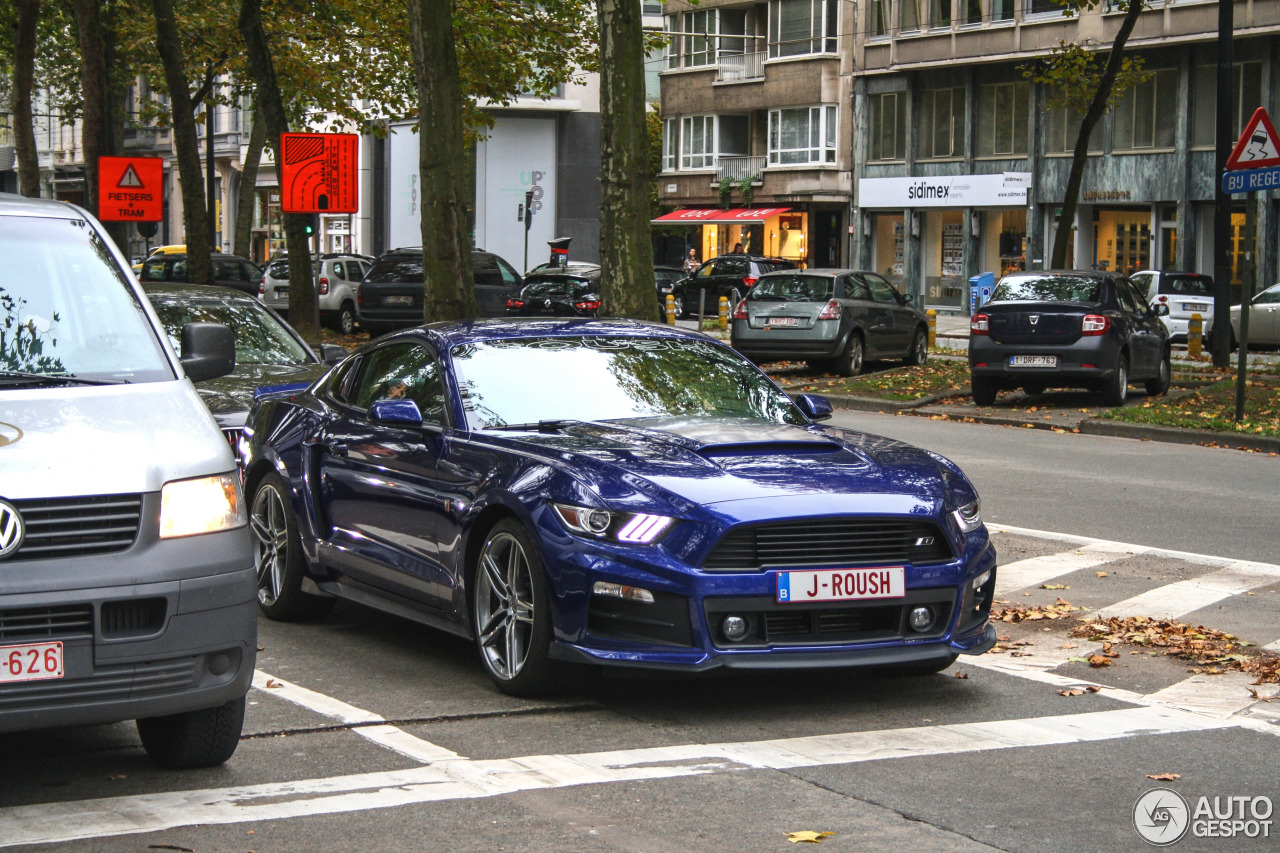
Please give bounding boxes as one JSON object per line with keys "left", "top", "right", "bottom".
{"left": 651, "top": 207, "right": 791, "bottom": 224}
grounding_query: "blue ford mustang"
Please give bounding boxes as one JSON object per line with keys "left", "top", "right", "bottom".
{"left": 243, "top": 318, "right": 997, "bottom": 695}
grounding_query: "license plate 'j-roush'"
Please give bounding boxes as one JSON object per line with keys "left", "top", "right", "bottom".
{"left": 777, "top": 567, "right": 905, "bottom": 603}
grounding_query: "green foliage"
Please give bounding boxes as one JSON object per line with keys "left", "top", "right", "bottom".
{"left": 718, "top": 176, "right": 733, "bottom": 209}
{"left": 1099, "top": 377, "right": 1280, "bottom": 436}
{"left": 1022, "top": 40, "right": 1150, "bottom": 116}
{"left": 0, "top": 286, "right": 65, "bottom": 373}
{"left": 738, "top": 175, "right": 754, "bottom": 208}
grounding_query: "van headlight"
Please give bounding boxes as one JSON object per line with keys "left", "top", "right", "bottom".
{"left": 159, "top": 473, "right": 246, "bottom": 539}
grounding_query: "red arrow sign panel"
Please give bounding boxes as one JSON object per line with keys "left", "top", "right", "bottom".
{"left": 280, "top": 133, "right": 359, "bottom": 214}
{"left": 98, "top": 156, "right": 164, "bottom": 222}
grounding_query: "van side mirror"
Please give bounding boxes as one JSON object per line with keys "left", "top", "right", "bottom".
{"left": 180, "top": 322, "right": 235, "bottom": 382}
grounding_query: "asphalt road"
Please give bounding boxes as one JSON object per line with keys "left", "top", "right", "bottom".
{"left": 2, "top": 421, "right": 1278, "bottom": 853}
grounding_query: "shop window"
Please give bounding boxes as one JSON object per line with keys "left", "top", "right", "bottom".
{"left": 869, "top": 0, "right": 890, "bottom": 37}
{"left": 662, "top": 119, "right": 677, "bottom": 172}
{"left": 1093, "top": 210, "right": 1150, "bottom": 275}
{"left": 925, "top": 211, "right": 966, "bottom": 310}
{"left": 769, "top": 0, "right": 838, "bottom": 58}
{"left": 901, "top": 0, "right": 921, "bottom": 32}
{"left": 1113, "top": 68, "right": 1177, "bottom": 151}
{"left": 681, "top": 115, "right": 716, "bottom": 169}
{"left": 872, "top": 214, "right": 906, "bottom": 291}
{"left": 768, "top": 106, "right": 837, "bottom": 165}
{"left": 869, "top": 92, "right": 906, "bottom": 162}
{"left": 976, "top": 82, "right": 1028, "bottom": 156}
{"left": 930, "top": 0, "right": 951, "bottom": 29}
{"left": 1191, "top": 62, "right": 1263, "bottom": 148}
{"left": 917, "top": 88, "right": 965, "bottom": 160}
{"left": 981, "top": 209, "right": 1026, "bottom": 277}
{"left": 682, "top": 10, "right": 717, "bottom": 67}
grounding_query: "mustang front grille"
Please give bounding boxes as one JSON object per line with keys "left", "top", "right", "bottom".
{"left": 702, "top": 517, "right": 953, "bottom": 571}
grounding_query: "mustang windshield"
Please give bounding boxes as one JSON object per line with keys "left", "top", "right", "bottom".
{"left": 451, "top": 336, "right": 805, "bottom": 429}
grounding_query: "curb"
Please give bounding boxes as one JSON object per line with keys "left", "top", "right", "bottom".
{"left": 1077, "top": 419, "right": 1280, "bottom": 453}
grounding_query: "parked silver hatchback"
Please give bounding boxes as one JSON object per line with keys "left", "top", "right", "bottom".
{"left": 259, "top": 254, "right": 370, "bottom": 334}
{"left": 0, "top": 194, "right": 256, "bottom": 768}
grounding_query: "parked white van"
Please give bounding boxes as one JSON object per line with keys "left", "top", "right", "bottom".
{"left": 0, "top": 194, "right": 256, "bottom": 768}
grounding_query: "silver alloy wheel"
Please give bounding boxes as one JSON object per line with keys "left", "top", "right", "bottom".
{"left": 339, "top": 305, "right": 355, "bottom": 335}
{"left": 475, "top": 532, "right": 535, "bottom": 681}
{"left": 911, "top": 331, "right": 927, "bottom": 364}
{"left": 250, "top": 484, "right": 289, "bottom": 607}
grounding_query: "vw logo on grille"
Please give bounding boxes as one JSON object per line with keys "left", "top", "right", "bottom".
{"left": 0, "top": 500, "right": 24, "bottom": 559}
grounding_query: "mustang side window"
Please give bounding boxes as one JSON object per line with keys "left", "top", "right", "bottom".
{"left": 351, "top": 343, "right": 447, "bottom": 426}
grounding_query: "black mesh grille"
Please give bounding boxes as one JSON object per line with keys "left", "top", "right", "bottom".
{"left": 702, "top": 518, "right": 953, "bottom": 571}
{"left": 6, "top": 495, "right": 143, "bottom": 560}
{"left": 100, "top": 598, "right": 167, "bottom": 638}
{"left": 0, "top": 605, "right": 94, "bottom": 642}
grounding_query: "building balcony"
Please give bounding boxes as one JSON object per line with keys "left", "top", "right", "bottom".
{"left": 717, "top": 155, "right": 765, "bottom": 183}
{"left": 716, "top": 51, "right": 765, "bottom": 83}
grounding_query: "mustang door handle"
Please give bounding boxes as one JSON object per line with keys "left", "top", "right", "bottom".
{"left": 306, "top": 438, "right": 348, "bottom": 457}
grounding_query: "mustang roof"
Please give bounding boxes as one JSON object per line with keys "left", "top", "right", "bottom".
{"left": 390, "top": 317, "right": 714, "bottom": 350}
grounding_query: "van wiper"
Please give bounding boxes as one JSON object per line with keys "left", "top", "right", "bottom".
{"left": 0, "top": 370, "right": 128, "bottom": 387}
{"left": 483, "top": 419, "right": 579, "bottom": 433}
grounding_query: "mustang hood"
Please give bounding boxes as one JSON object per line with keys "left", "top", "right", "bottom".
{"left": 0, "top": 382, "right": 233, "bottom": 499}
{"left": 195, "top": 362, "right": 329, "bottom": 419}
{"left": 498, "top": 418, "right": 951, "bottom": 514}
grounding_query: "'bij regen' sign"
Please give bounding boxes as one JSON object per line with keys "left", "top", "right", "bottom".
{"left": 858, "top": 173, "right": 1031, "bottom": 209}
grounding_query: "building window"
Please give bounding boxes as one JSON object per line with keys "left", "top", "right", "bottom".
{"left": 664, "top": 14, "right": 680, "bottom": 69}
{"left": 869, "top": 0, "right": 890, "bottom": 37}
{"left": 1026, "top": 0, "right": 1061, "bottom": 14}
{"left": 991, "top": 0, "right": 1014, "bottom": 21}
{"left": 642, "top": 0, "right": 663, "bottom": 14}
{"left": 930, "top": 0, "right": 951, "bottom": 29}
{"left": 976, "top": 82, "right": 1028, "bottom": 156}
{"left": 1192, "top": 62, "right": 1263, "bottom": 148}
{"left": 662, "top": 119, "right": 677, "bottom": 172}
{"left": 916, "top": 87, "right": 966, "bottom": 159}
{"left": 901, "top": 0, "right": 921, "bottom": 31}
{"left": 682, "top": 115, "right": 716, "bottom": 169}
{"left": 961, "top": 0, "right": 983, "bottom": 25}
{"left": 869, "top": 92, "right": 905, "bottom": 162}
{"left": 682, "top": 10, "right": 717, "bottom": 67}
{"left": 1113, "top": 68, "right": 1177, "bottom": 151}
{"left": 768, "top": 106, "right": 837, "bottom": 164}
{"left": 1043, "top": 86, "right": 1105, "bottom": 155}
{"left": 769, "top": 0, "right": 838, "bottom": 58}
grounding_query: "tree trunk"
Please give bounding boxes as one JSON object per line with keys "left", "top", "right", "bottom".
{"left": 13, "top": 0, "right": 41, "bottom": 198}
{"left": 238, "top": 0, "right": 318, "bottom": 340}
{"left": 596, "top": 0, "right": 656, "bottom": 320}
{"left": 72, "top": 0, "right": 110, "bottom": 216}
{"left": 234, "top": 105, "right": 266, "bottom": 259}
{"left": 150, "top": 0, "right": 213, "bottom": 284}
{"left": 1050, "top": 0, "right": 1145, "bottom": 269}
{"left": 406, "top": 0, "right": 475, "bottom": 321}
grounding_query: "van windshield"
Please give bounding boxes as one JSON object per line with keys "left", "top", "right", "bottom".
{"left": 0, "top": 214, "right": 172, "bottom": 383}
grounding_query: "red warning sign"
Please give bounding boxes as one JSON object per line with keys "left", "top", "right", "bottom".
{"left": 1225, "top": 107, "right": 1280, "bottom": 171}
{"left": 98, "top": 156, "right": 163, "bottom": 222}
{"left": 280, "top": 133, "right": 359, "bottom": 214}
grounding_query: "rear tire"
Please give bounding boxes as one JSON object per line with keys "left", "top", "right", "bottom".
{"left": 328, "top": 301, "right": 356, "bottom": 335}
{"left": 903, "top": 329, "right": 928, "bottom": 366}
{"left": 1145, "top": 351, "right": 1171, "bottom": 397}
{"left": 835, "top": 333, "right": 864, "bottom": 377}
{"left": 137, "top": 696, "right": 245, "bottom": 769}
{"left": 1101, "top": 355, "right": 1129, "bottom": 406}
{"left": 971, "top": 376, "right": 998, "bottom": 405}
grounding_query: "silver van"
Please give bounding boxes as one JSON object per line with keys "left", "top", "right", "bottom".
{"left": 0, "top": 194, "right": 256, "bottom": 768}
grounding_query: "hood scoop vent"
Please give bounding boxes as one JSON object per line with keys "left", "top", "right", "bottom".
{"left": 699, "top": 441, "right": 842, "bottom": 459}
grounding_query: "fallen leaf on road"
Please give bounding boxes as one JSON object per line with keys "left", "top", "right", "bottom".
{"left": 1086, "top": 685, "right": 1102, "bottom": 693}
{"left": 1095, "top": 571, "right": 1108, "bottom": 578}
{"left": 1059, "top": 643, "right": 1078, "bottom": 650}
{"left": 997, "top": 635, "right": 1011, "bottom": 642}
{"left": 147, "top": 846, "right": 196, "bottom": 853}
{"left": 1058, "top": 688, "right": 1085, "bottom": 696}
{"left": 1041, "top": 583, "right": 1070, "bottom": 590}
{"left": 1145, "top": 774, "right": 1181, "bottom": 782}
{"left": 954, "top": 672, "right": 969, "bottom": 679}
{"left": 264, "top": 679, "right": 282, "bottom": 689}
{"left": 1087, "top": 655, "right": 1113, "bottom": 668}
{"left": 786, "top": 831, "right": 835, "bottom": 844}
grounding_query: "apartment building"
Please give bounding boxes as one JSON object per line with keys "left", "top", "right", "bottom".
{"left": 658, "top": 0, "right": 1280, "bottom": 310}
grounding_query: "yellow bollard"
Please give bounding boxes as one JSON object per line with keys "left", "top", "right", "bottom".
{"left": 665, "top": 294, "right": 676, "bottom": 325}
{"left": 927, "top": 309, "right": 937, "bottom": 348}
{"left": 719, "top": 296, "right": 729, "bottom": 331}
{"left": 1188, "top": 312, "right": 1203, "bottom": 358}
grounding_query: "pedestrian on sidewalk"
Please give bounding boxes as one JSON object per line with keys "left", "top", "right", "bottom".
{"left": 683, "top": 248, "right": 700, "bottom": 275}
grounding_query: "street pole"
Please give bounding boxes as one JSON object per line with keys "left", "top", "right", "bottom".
{"left": 206, "top": 100, "right": 216, "bottom": 252}
{"left": 1234, "top": 203, "right": 1254, "bottom": 421}
{"left": 523, "top": 189, "right": 534, "bottom": 273}
{"left": 1211, "top": 0, "right": 1233, "bottom": 368}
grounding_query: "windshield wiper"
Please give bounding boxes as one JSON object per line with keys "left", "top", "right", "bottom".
{"left": 0, "top": 370, "right": 128, "bottom": 387}
{"left": 483, "top": 419, "right": 579, "bottom": 433}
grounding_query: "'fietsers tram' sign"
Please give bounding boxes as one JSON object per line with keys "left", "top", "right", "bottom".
{"left": 859, "top": 173, "right": 1031, "bottom": 209}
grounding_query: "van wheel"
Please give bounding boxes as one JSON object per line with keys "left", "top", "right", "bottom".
{"left": 971, "top": 377, "right": 998, "bottom": 406}
{"left": 137, "top": 696, "right": 245, "bottom": 769}
{"left": 1102, "top": 355, "right": 1129, "bottom": 406}
{"left": 329, "top": 302, "right": 356, "bottom": 335}
{"left": 835, "top": 333, "right": 864, "bottom": 377}
{"left": 1145, "top": 352, "right": 1171, "bottom": 397}
{"left": 250, "top": 471, "right": 334, "bottom": 621}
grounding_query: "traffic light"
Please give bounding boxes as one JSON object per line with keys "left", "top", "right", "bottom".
{"left": 304, "top": 213, "right": 319, "bottom": 236}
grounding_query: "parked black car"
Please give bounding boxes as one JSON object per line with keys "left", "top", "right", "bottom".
{"left": 968, "top": 271, "right": 1171, "bottom": 406}
{"left": 673, "top": 254, "right": 796, "bottom": 318}
{"left": 506, "top": 269, "right": 602, "bottom": 317}
{"left": 139, "top": 252, "right": 263, "bottom": 297}
{"left": 654, "top": 265, "right": 684, "bottom": 312}
{"left": 730, "top": 269, "right": 929, "bottom": 375}
{"left": 357, "top": 247, "right": 523, "bottom": 333}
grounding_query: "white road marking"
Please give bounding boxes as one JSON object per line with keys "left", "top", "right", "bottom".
{"left": 0, "top": 706, "right": 1230, "bottom": 847}
{"left": 252, "top": 671, "right": 461, "bottom": 763}
{"left": 1091, "top": 560, "right": 1280, "bottom": 620}
{"left": 1145, "top": 672, "right": 1270, "bottom": 719}
{"left": 995, "top": 542, "right": 1150, "bottom": 594}
{"left": 987, "top": 524, "right": 1252, "bottom": 567}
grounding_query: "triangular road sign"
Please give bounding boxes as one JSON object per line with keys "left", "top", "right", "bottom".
{"left": 1225, "top": 107, "right": 1280, "bottom": 170}
{"left": 116, "top": 163, "right": 145, "bottom": 188}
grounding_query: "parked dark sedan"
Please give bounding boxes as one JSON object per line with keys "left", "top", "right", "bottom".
{"left": 242, "top": 319, "right": 996, "bottom": 696}
{"left": 143, "top": 283, "right": 343, "bottom": 449}
{"left": 968, "top": 271, "right": 1171, "bottom": 406}
{"left": 506, "top": 270, "right": 602, "bottom": 318}
{"left": 139, "top": 252, "right": 264, "bottom": 297}
{"left": 673, "top": 254, "right": 796, "bottom": 318}
{"left": 731, "top": 269, "right": 929, "bottom": 375}
{"left": 357, "top": 248, "right": 523, "bottom": 332}
{"left": 654, "top": 265, "right": 684, "bottom": 311}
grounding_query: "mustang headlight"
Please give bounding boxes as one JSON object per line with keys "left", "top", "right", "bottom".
{"left": 159, "top": 473, "right": 246, "bottom": 539}
{"left": 952, "top": 498, "right": 982, "bottom": 534}
{"left": 551, "top": 503, "right": 673, "bottom": 544}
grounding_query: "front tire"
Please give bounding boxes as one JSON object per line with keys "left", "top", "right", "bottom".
{"left": 835, "top": 333, "right": 864, "bottom": 377}
{"left": 904, "top": 329, "right": 928, "bottom": 366}
{"left": 971, "top": 376, "right": 998, "bottom": 405}
{"left": 137, "top": 696, "right": 245, "bottom": 769}
{"left": 329, "top": 301, "right": 357, "bottom": 335}
{"left": 1145, "top": 351, "right": 1171, "bottom": 397}
{"left": 250, "top": 472, "right": 334, "bottom": 621}
{"left": 1101, "top": 355, "right": 1129, "bottom": 406}
{"left": 472, "top": 519, "right": 564, "bottom": 696}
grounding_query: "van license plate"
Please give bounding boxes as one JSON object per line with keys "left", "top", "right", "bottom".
{"left": 777, "top": 567, "right": 904, "bottom": 603}
{"left": 0, "top": 641, "right": 64, "bottom": 683}
{"left": 1009, "top": 355, "right": 1056, "bottom": 368}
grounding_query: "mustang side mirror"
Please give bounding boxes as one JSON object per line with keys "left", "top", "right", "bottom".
{"left": 180, "top": 322, "right": 235, "bottom": 382}
{"left": 793, "top": 393, "right": 833, "bottom": 421}
{"left": 370, "top": 398, "right": 423, "bottom": 425}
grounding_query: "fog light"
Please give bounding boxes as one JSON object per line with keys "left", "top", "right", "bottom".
{"left": 972, "top": 570, "right": 992, "bottom": 590}
{"left": 908, "top": 606, "right": 935, "bottom": 632}
{"left": 592, "top": 581, "right": 654, "bottom": 603}
{"left": 722, "top": 614, "right": 749, "bottom": 641}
